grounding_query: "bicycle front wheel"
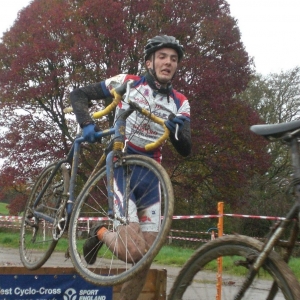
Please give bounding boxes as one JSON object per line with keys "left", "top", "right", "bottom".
{"left": 20, "top": 162, "right": 70, "bottom": 270}
{"left": 69, "top": 154, "right": 174, "bottom": 286}
{"left": 168, "top": 235, "right": 300, "bottom": 299}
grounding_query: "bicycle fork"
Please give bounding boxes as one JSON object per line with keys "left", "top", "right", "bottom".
{"left": 106, "top": 108, "right": 134, "bottom": 223}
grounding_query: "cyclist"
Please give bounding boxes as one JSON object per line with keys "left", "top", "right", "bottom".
{"left": 70, "top": 34, "right": 191, "bottom": 299}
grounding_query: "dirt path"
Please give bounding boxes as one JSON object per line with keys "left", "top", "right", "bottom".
{"left": 1, "top": 247, "right": 286, "bottom": 299}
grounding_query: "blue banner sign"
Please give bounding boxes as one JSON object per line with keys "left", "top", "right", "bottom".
{"left": 0, "top": 274, "right": 112, "bottom": 300}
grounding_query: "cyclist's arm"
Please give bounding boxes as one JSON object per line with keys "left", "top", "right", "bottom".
{"left": 70, "top": 74, "right": 138, "bottom": 126}
{"left": 70, "top": 83, "right": 108, "bottom": 127}
{"left": 169, "top": 119, "right": 192, "bottom": 157}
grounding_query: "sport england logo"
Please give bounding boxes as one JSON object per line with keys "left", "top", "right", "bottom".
{"left": 63, "top": 288, "right": 77, "bottom": 300}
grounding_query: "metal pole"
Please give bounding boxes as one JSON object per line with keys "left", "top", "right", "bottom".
{"left": 216, "top": 202, "right": 224, "bottom": 300}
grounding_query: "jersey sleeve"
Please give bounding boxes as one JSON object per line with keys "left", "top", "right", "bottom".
{"left": 101, "top": 74, "right": 141, "bottom": 96}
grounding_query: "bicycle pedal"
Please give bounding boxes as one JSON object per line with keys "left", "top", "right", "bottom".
{"left": 25, "top": 218, "right": 39, "bottom": 229}
{"left": 58, "top": 218, "right": 66, "bottom": 231}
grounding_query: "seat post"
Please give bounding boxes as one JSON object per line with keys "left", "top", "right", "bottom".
{"left": 290, "top": 138, "right": 300, "bottom": 180}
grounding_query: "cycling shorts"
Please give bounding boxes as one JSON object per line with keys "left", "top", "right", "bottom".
{"left": 112, "top": 164, "right": 161, "bottom": 232}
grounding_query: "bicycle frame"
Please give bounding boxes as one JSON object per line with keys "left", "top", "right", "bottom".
{"left": 30, "top": 127, "right": 114, "bottom": 229}
{"left": 235, "top": 130, "right": 300, "bottom": 299}
{"left": 31, "top": 97, "right": 168, "bottom": 237}
{"left": 20, "top": 79, "right": 174, "bottom": 280}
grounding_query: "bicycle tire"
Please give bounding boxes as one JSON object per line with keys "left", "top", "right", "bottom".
{"left": 69, "top": 154, "right": 174, "bottom": 286}
{"left": 19, "top": 161, "right": 70, "bottom": 270}
{"left": 168, "top": 235, "right": 300, "bottom": 299}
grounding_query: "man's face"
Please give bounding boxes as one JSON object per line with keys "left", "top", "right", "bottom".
{"left": 146, "top": 48, "right": 178, "bottom": 84}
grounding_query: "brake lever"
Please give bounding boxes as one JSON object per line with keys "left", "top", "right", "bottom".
{"left": 124, "top": 80, "right": 134, "bottom": 103}
{"left": 175, "top": 124, "right": 179, "bottom": 140}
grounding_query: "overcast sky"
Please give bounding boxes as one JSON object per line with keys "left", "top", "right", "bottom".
{"left": 227, "top": 0, "right": 300, "bottom": 74}
{"left": 0, "top": 0, "right": 299, "bottom": 75}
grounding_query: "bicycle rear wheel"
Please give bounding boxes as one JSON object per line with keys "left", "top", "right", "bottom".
{"left": 69, "top": 154, "right": 174, "bottom": 286}
{"left": 19, "top": 162, "right": 70, "bottom": 269}
{"left": 168, "top": 235, "right": 300, "bottom": 299}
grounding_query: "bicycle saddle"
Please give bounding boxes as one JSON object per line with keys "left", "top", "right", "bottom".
{"left": 250, "top": 119, "right": 300, "bottom": 139}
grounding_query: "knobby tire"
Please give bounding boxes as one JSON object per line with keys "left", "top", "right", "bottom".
{"left": 168, "top": 235, "right": 300, "bottom": 300}
{"left": 69, "top": 154, "right": 174, "bottom": 286}
{"left": 19, "top": 162, "right": 69, "bottom": 269}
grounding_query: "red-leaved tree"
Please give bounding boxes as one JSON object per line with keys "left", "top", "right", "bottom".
{"left": 0, "top": 0, "right": 269, "bottom": 215}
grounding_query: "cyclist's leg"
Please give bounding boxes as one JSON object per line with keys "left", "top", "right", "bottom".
{"left": 94, "top": 199, "right": 160, "bottom": 262}
{"left": 101, "top": 223, "right": 143, "bottom": 261}
{"left": 86, "top": 194, "right": 159, "bottom": 299}
{"left": 86, "top": 163, "right": 161, "bottom": 262}
{"left": 82, "top": 215, "right": 157, "bottom": 299}
{"left": 119, "top": 245, "right": 155, "bottom": 299}
{"left": 115, "top": 230, "right": 158, "bottom": 300}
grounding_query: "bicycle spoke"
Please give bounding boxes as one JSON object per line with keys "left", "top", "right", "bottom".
{"left": 20, "top": 162, "right": 70, "bottom": 269}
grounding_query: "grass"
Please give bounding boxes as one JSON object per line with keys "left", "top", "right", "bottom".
{"left": 2, "top": 229, "right": 300, "bottom": 282}
{"left": 0, "top": 229, "right": 194, "bottom": 267}
{"left": 154, "top": 245, "right": 195, "bottom": 267}
{"left": 289, "top": 256, "right": 300, "bottom": 279}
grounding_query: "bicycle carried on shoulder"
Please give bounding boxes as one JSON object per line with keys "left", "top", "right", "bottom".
{"left": 168, "top": 120, "right": 300, "bottom": 299}
{"left": 19, "top": 81, "right": 174, "bottom": 286}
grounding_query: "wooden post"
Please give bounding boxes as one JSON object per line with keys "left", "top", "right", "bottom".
{"left": 216, "top": 201, "right": 224, "bottom": 300}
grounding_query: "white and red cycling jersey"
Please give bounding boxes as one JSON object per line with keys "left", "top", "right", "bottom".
{"left": 100, "top": 74, "right": 190, "bottom": 162}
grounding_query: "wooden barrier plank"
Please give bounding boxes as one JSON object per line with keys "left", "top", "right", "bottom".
{"left": 113, "top": 269, "right": 166, "bottom": 300}
{"left": 0, "top": 266, "right": 166, "bottom": 300}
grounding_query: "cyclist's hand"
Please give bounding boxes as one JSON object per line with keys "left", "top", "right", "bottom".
{"left": 83, "top": 123, "right": 101, "bottom": 143}
{"left": 165, "top": 114, "right": 189, "bottom": 133}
